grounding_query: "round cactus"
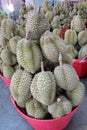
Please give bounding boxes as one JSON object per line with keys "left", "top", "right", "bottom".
{"left": 66, "top": 82, "right": 85, "bottom": 107}
{"left": 10, "top": 69, "right": 32, "bottom": 108}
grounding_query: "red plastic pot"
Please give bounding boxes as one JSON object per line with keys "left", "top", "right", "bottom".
{"left": 73, "top": 56, "right": 87, "bottom": 78}
{"left": 10, "top": 95, "right": 80, "bottom": 130}
{"left": 61, "top": 28, "right": 69, "bottom": 39}
{"left": 0, "top": 73, "right": 11, "bottom": 88}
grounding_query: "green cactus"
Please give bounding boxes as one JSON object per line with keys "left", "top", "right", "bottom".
{"left": 78, "top": 44, "right": 87, "bottom": 59}
{"left": 78, "top": 30, "right": 87, "bottom": 46}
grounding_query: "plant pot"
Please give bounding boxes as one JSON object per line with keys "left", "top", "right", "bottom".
{"left": 10, "top": 95, "right": 80, "bottom": 130}
{"left": 0, "top": 73, "right": 11, "bottom": 88}
{"left": 61, "top": 28, "right": 69, "bottom": 39}
{"left": 73, "top": 56, "right": 87, "bottom": 78}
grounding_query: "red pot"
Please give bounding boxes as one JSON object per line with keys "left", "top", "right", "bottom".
{"left": 10, "top": 95, "right": 80, "bottom": 130}
{"left": 73, "top": 56, "right": 87, "bottom": 78}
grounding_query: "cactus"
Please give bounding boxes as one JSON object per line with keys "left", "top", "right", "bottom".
{"left": 26, "top": 98, "right": 47, "bottom": 119}
{"left": 45, "top": 11, "right": 53, "bottom": 23}
{"left": 30, "top": 62, "right": 56, "bottom": 106}
{"left": 66, "top": 82, "right": 85, "bottom": 107}
{"left": 0, "top": 34, "right": 9, "bottom": 48}
{"left": 48, "top": 96, "right": 72, "bottom": 118}
{"left": 25, "top": 7, "right": 50, "bottom": 40}
{"left": 10, "top": 69, "right": 32, "bottom": 108}
{"left": 16, "top": 38, "right": 42, "bottom": 74}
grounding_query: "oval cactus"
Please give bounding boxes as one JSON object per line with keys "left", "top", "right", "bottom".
{"left": 25, "top": 7, "right": 50, "bottom": 40}
{"left": 78, "top": 30, "right": 87, "bottom": 46}
{"left": 16, "top": 38, "right": 42, "bottom": 74}
{"left": 26, "top": 99, "right": 47, "bottom": 119}
{"left": 10, "top": 69, "right": 32, "bottom": 108}
{"left": 66, "top": 82, "right": 85, "bottom": 106}
{"left": 48, "top": 96, "right": 72, "bottom": 118}
{"left": 0, "top": 34, "right": 9, "bottom": 48}
{"left": 64, "top": 29, "right": 77, "bottom": 45}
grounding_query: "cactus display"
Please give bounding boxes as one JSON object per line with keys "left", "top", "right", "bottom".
{"left": 16, "top": 38, "right": 42, "bottom": 74}
{"left": 25, "top": 7, "right": 50, "bottom": 40}
{"left": 64, "top": 29, "right": 78, "bottom": 45}
{"left": 1, "top": 48, "right": 17, "bottom": 65}
{"left": 26, "top": 99, "right": 47, "bottom": 119}
{"left": 78, "top": 44, "right": 87, "bottom": 59}
{"left": 48, "top": 96, "right": 72, "bottom": 118}
{"left": 10, "top": 69, "right": 32, "bottom": 108}
{"left": 78, "top": 29, "right": 87, "bottom": 46}
{"left": 66, "top": 82, "right": 85, "bottom": 107}
{"left": 30, "top": 63, "right": 56, "bottom": 106}
{"left": 1, "top": 17, "right": 15, "bottom": 40}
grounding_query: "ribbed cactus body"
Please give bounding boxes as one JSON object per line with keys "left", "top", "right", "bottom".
{"left": 3, "top": 64, "right": 14, "bottom": 78}
{"left": 0, "top": 34, "right": 9, "bottom": 48}
{"left": 30, "top": 71, "right": 56, "bottom": 106}
{"left": 16, "top": 38, "right": 42, "bottom": 74}
{"left": 54, "top": 64, "right": 79, "bottom": 90}
{"left": 10, "top": 69, "right": 32, "bottom": 108}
